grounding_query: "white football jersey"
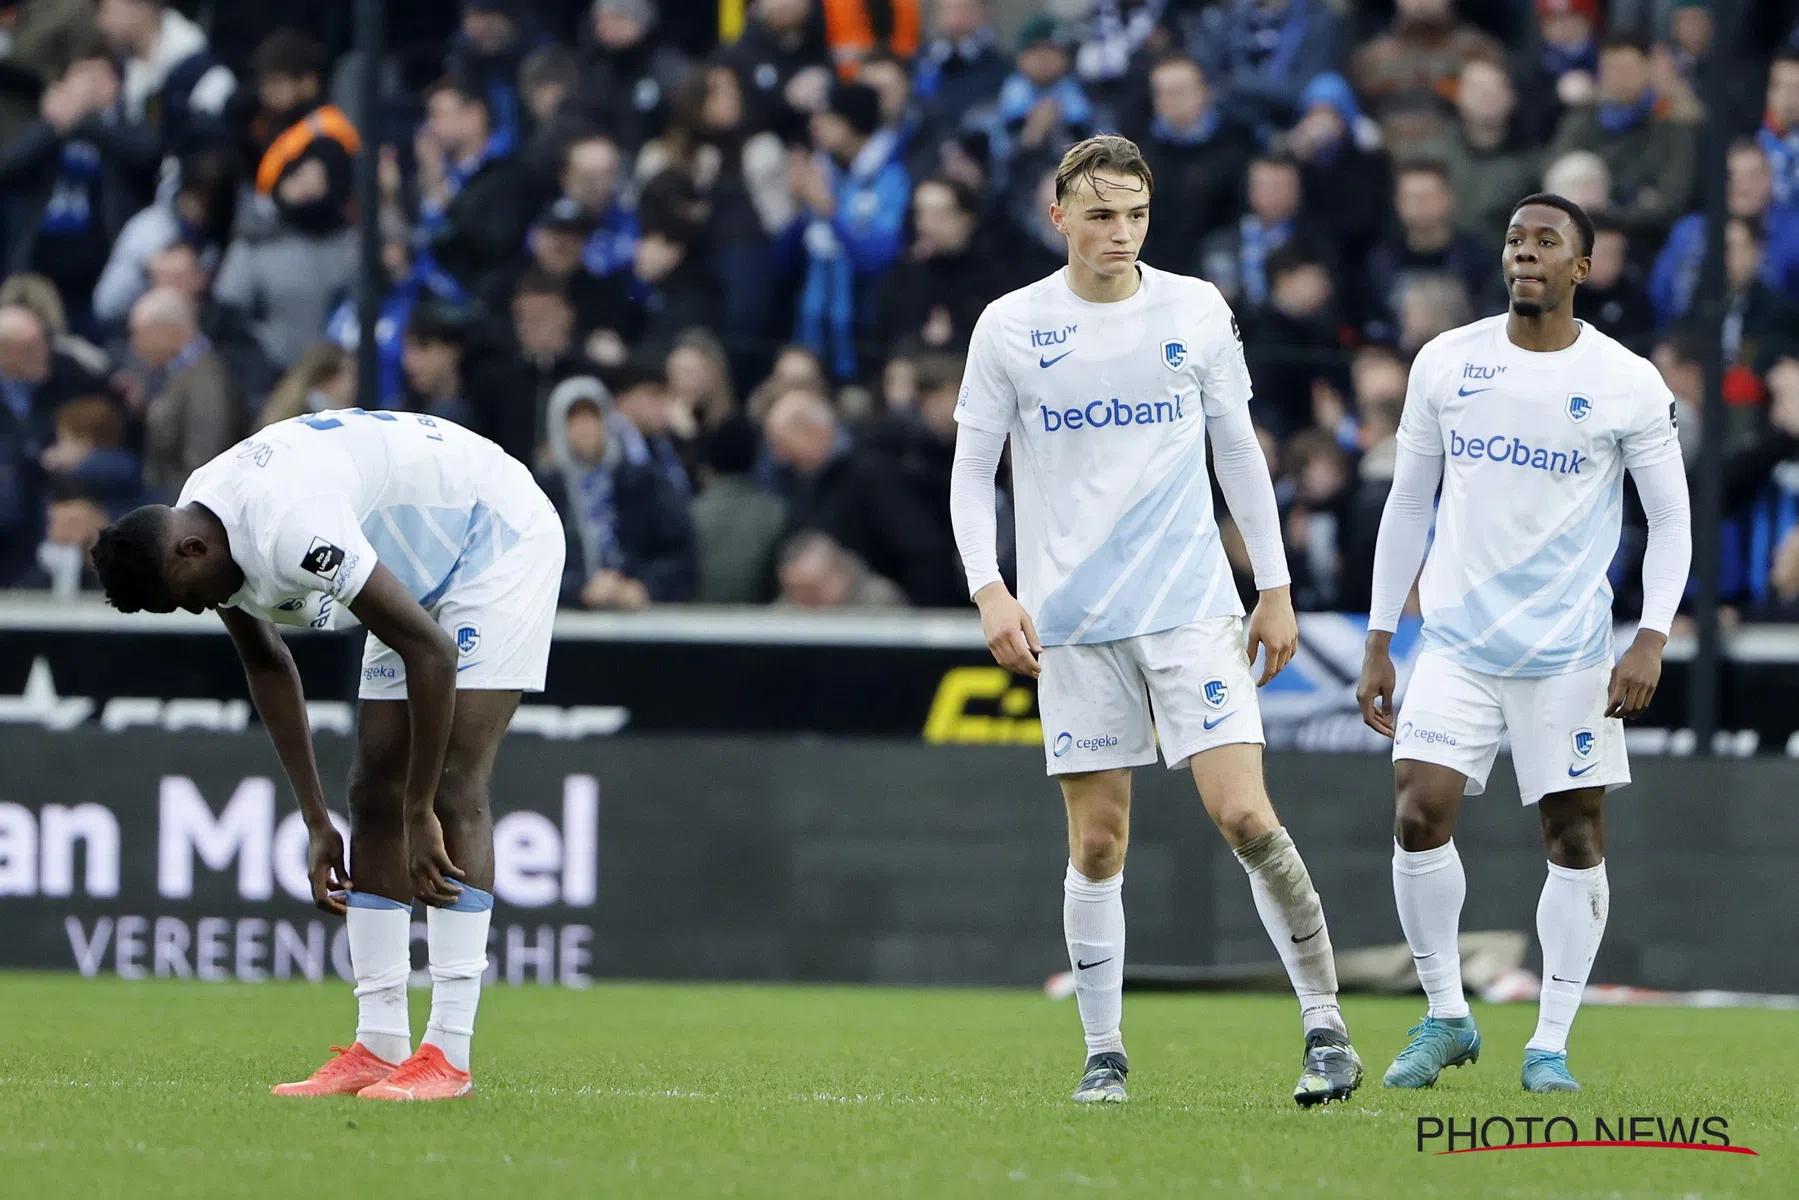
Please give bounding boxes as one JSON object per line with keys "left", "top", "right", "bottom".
{"left": 179, "top": 409, "right": 542, "bottom": 628}
{"left": 1398, "top": 316, "right": 1682, "bottom": 677}
{"left": 955, "top": 263, "right": 1253, "bottom": 645}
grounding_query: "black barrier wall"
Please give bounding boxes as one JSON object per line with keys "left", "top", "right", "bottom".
{"left": 1, "top": 730, "right": 1794, "bottom": 992}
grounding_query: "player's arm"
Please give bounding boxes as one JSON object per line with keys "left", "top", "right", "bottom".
{"left": 346, "top": 565, "right": 464, "bottom": 904}
{"left": 1611, "top": 392, "right": 1693, "bottom": 718}
{"left": 217, "top": 605, "right": 350, "bottom": 915}
{"left": 1357, "top": 444, "right": 1445, "bottom": 737}
{"left": 1199, "top": 292, "right": 1296, "bottom": 684}
{"left": 950, "top": 307, "right": 1039, "bottom": 677}
{"left": 1208, "top": 402, "right": 1296, "bottom": 685}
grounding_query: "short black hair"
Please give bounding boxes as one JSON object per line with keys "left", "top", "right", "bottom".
{"left": 1600, "top": 32, "right": 1652, "bottom": 56}
{"left": 1265, "top": 240, "right": 1327, "bottom": 282}
{"left": 1776, "top": 48, "right": 1799, "bottom": 70}
{"left": 250, "top": 29, "right": 327, "bottom": 81}
{"left": 404, "top": 303, "right": 467, "bottom": 348}
{"left": 916, "top": 175, "right": 979, "bottom": 217}
{"left": 1395, "top": 157, "right": 1451, "bottom": 186}
{"left": 513, "top": 267, "right": 569, "bottom": 303}
{"left": 1510, "top": 192, "right": 1595, "bottom": 257}
{"left": 425, "top": 75, "right": 489, "bottom": 114}
{"left": 92, "top": 507, "right": 171, "bottom": 614}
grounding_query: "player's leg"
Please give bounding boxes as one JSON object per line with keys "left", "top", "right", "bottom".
{"left": 417, "top": 688, "right": 518, "bottom": 1078}
{"left": 1382, "top": 653, "right": 1504, "bottom": 1087}
{"left": 272, "top": 691, "right": 414, "bottom": 1096}
{"left": 1139, "top": 618, "right": 1360, "bottom": 1104}
{"left": 1506, "top": 662, "right": 1626, "bottom": 1092}
{"left": 1037, "top": 639, "right": 1156, "bottom": 1103}
{"left": 1060, "top": 767, "right": 1132, "bottom": 1101}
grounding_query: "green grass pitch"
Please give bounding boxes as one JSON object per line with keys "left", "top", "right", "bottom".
{"left": 0, "top": 974, "right": 1789, "bottom": 1198}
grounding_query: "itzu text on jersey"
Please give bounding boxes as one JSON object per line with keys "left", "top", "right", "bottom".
{"left": 1398, "top": 317, "right": 1683, "bottom": 677}
{"left": 955, "top": 264, "right": 1253, "bottom": 646}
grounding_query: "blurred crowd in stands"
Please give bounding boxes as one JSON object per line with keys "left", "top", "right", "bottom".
{"left": 0, "top": 0, "right": 1796, "bottom": 621}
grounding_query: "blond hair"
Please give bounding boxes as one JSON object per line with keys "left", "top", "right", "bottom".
{"left": 1054, "top": 134, "right": 1154, "bottom": 204}
{"left": 257, "top": 342, "right": 352, "bottom": 430}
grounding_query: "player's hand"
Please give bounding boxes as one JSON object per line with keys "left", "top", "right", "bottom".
{"left": 1606, "top": 630, "right": 1665, "bottom": 719}
{"left": 406, "top": 812, "right": 466, "bottom": 907}
{"left": 1245, "top": 586, "right": 1298, "bottom": 685}
{"left": 974, "top": 583, "right": 1041, "bottom": 679}
{"left": 1357, "top": 634, "right": 1398, "bottom": 738}
{"left": 307, "top": 824, "right": 352, "bottom": 917}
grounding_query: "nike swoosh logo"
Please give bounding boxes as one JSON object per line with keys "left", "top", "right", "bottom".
{"left": 1458, "top": 385, "right": 1495, "bottom": 396}
{"left": 1551, "top": 975, "right": 1582, "bottom": 985}
{"left": 1039, "top": 351, "right": 1074, "bottom": 368}
{"left": 457, "top": 661, "right": 483, "bottom": 673}
{"left": 1291, "top": 926, "right": 1324, "bottom": 944}
{"left": 1567, "top": 763, "right": 1597, "bottom": 777}
{"left": 1202, "top": 711, "right": 1237, "bottom": 730}
{"left": 1076, "top": 958, "right": 1112, "bottom": 970}
{"left": 1412, "top": 952, "right": 1436, "bottom": 960}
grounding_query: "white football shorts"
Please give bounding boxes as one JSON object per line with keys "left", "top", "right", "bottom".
{"left": 358, "top": 480, "right": 565, "bottom": 701}
{"left": 1393, "top": 651, "right": 1630, "bottom": 806}
{"left": 1036, "top": 615, "right": 1264, "bottom": 775}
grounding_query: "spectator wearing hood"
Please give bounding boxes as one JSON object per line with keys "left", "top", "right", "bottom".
{"left": 784, "top": 80, "right": 909, "bottom": 381}
{"left": 1545, "top": 35, "right": 1697, "bottom": 241}
{"left": 447, "top": 0, "right": 543, "bottom": 147}
{"left": 0, "top": 45, "right": 158, "bottom": 327}
{"left": 412, "top": 75, "right": 532, "bottom": 305}
{"left": 1136, "top": 53, "right": 1254, "bottom": 270}
{"left": 91, "top": 145, "right": 235, "bottom": 329}
{"left": 213, "top": 38, "right": 360, "bottom": 375}
{"left": 1185, "top": 0, "right": 1341, "bottom": 138}
{"left": 1349, "top": 0, "right": 1505, "bottom": 126}
{"left": 572, "top": 0, "right": 689, "bottom": 156}
{"left": 912, "top": 0, "right": 1010, "bottom": 125}
{"left": 1421, "top": 58, "right": 1540, "bottom": 241}
{"left": 95, "top": 0, "right": 235, "bottom": 156}
{"left": 720, "top": 0, "right": 833, "bottom": 139}
{"left": 1285, "top": 72, "right": 1390, "bottom": 258}
{"left": 539, "top": 371, "right": 698, "bottom": 608}
{"left": 992, "top": 16, "right": 1098, "bottom": 168}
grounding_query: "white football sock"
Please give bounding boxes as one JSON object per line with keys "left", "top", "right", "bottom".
{"left": 421, "top": 885, "right": 493, "bottom": 1073}
{"left": 1528, "top": 860, "right": 1609, "bottom": 1054}
{"left": 345, "top": 894, "right": 412, "bottom": 1065}
{"left": 1393, "top": 840, "right": 1470, "bottom": 1019}
{"left": 1235, "top": 827, "right": 1347, "bottom": 1037}
{"left": 1063, "top": 862, "right": 1125, "bottom": 1058}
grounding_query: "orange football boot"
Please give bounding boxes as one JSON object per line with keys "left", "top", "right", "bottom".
{"left": 271, "top": 1043, "right": 401, "bottom": 1097}
{"left": 356, "top": 1043, "right": 473, "bottom": 1101}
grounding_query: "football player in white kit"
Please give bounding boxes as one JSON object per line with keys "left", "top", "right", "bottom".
{"left": 1357, "top": 194, "right": 1692, "bottom": 1093}
{"left": 92, "top": 408, "right": 565, "bottom": 1101}
{"left": 950, "top": 136, "right": 1362, "bottom": 1106}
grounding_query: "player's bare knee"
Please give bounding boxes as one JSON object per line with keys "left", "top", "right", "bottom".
{"left": 347, "top": 765, "right": 406, "bottom": 839}
{"left": 1210, "top": 794, "right": 1275, "bottom": 848}
{"left": 1393, "top": 791, "right": 1454, "bottom": 852}
{"left": 1072, "top": 826, "right": 1126, "bottom": 879}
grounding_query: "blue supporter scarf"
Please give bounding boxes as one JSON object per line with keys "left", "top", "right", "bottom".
{"left": 581, "top": 203, "right": 640, "bottom": 278}
{"left": 1596, "top": 92, "right": 1657, "bottom": 136}
{"left": 1228, "top": 0, "right": 1309, "bottom": 81}
{"left": 1541, "top": 39, "right": 1598, "bottom": 82}
{"left": 573, "top": 459, "right": 622, "bottom": 576}
{"left": 416, "top": 126, "right": 519, "bottom": 248}
{"left": 1237, "top": 216, "right": 1292, "bottom": 306}
{"left": 1150, "top": 109, "right": 1221, "bottom": 147}
{"left": 39, "top": 141, "right": 101, "bottom": 237}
